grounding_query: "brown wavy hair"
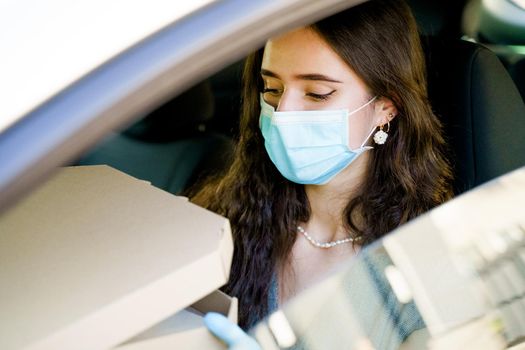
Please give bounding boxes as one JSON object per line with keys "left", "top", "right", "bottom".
{"left": 189, "top": 0, "right": 453, "bottom": 329}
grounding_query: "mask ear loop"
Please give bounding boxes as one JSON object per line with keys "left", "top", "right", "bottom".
{"left": 359, "top": 127, "right": 378, "bottom": 148}
{"left": 356, "top": 96, "right": 379, "bottom": 149}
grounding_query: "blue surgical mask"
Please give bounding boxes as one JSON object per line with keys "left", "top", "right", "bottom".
{"left": 259, "top": 95, "right": 377, "bottom": 185}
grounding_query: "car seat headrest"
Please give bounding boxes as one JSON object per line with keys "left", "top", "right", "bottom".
{"left": 407, "top": 0, "right": 466, "bottom": 38}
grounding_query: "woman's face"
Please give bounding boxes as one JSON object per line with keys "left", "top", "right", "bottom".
{"left": 261, "top": 27, "right": 380, "bottom": 149}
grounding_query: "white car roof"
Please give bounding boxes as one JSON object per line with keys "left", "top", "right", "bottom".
{"left": 0, "top": 0, "right": 216, "bottom": 132}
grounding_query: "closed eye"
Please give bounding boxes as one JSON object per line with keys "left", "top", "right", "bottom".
{"left": 307, "top": 90, "right": 336, "bottom": 101}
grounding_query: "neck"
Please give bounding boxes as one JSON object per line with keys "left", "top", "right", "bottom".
{"left": 302, "top": 153, "right": 369, "bottom": 243}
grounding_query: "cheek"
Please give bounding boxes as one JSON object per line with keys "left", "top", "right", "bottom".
{"left": 347, "top": 110, "right": 376, "bottom": 149}
{"left": 263, "top": 95, "right": 279, "bottom": 109}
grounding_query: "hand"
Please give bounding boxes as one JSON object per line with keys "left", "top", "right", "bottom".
{"left": 204, "top": 312, "right": 261, "bottom": 350}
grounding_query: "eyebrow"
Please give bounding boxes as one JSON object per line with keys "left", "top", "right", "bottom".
{"left": 260, "top": 69, "right": 343, "bottom": 83}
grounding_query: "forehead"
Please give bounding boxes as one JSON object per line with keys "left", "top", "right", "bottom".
{"left": 261, "top": 27, "right": 352, "bottom": 79}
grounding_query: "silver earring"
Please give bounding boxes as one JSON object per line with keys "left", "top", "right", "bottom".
{"left": 373, "top": 116, "right": 392, "bottom": 145}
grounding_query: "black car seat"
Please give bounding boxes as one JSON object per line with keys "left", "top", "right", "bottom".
{"left": 509, "top": 57, "right": 525, "bottom": 101}
{"left": 407, "top": 0, "right": 467, "bottom": 38}
{"left": 423, "top": 36, "right": 525, "bottom": 194}
{"left": 77, "top": 80, "right": 234, "bottom": 194}
{"left": 208, "top": 61, "right": 244, "bottom": 138}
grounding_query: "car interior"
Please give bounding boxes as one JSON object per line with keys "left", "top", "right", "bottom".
{"left": 76, "top": 0, "right": 525, "bottom": 199}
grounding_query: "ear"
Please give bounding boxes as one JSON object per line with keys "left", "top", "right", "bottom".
{"left": 373, "top": 97, "right": 398, "bottom": 126}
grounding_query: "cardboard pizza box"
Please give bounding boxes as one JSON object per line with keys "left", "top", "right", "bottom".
{"left": 0, "top": 165, "right": 234, "bottom": 350}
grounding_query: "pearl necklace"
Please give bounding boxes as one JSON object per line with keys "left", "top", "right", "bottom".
{"left": 297, "top": 225, "right": 355, "bottom": 249}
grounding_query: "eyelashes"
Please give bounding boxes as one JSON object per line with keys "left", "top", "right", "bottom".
{"left": 307, "top": 90, "right": 336, "bottom": 101}
{"left": 262, "top": 88, "right": 336, "bottom": 101}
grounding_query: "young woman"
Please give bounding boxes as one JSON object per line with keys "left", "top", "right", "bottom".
{"left": 192, "top": 0, "right": 454, "bottom": 347}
